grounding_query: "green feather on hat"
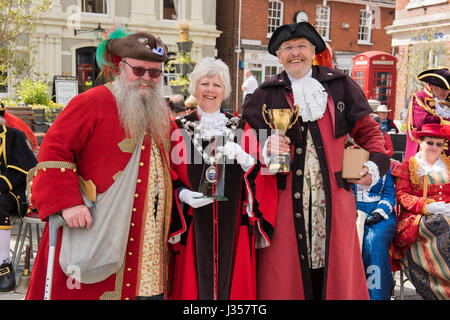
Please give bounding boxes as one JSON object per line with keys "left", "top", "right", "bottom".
{"left": 96, "top": 24, "right": 132, "bottom": 80}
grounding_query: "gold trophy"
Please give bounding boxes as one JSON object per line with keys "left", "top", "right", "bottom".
{"left": 262, "top": 104, "right": 300, "bottom": 173}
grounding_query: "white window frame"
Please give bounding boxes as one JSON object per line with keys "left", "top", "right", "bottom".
{"left": 162, "top": 0, "right": 183, "bottom": 22}
{"left": 315, "top": 5, "right": 330, "bottom": 41}
{"left": 264, "top": 64, "right": 280, "bottom": 81}
{"left": 80, "top": 0, "right": 110, "bottom": 17}
{"left": 267, "top": 1, "right": 284, "bottom": 38}
{"left": 358, "top": 9, "right": 373, "bottom": 45}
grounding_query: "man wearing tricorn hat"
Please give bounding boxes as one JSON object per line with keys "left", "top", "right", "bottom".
{"left": 26, "top": 27, "right": 173, "bottom": 300}
{"left": 405, "top": 67, "right": 450, "bottom": 160}
{"left": 243, "top": 22, "right": 390, "bottom": 299}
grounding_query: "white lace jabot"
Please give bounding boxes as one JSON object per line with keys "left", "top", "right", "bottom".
{"left": 290, "top": 71, "right": 328, "bottom": 122}
{"left": 196, "top": 106, "right": 229, "bottom": 137}
{"left": 435, "top": 99, "right": 450, "bottom": 119}
{"left": 414, "top": 153, "right": 447, "bottom": 176}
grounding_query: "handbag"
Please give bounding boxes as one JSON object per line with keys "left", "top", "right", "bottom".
{"left": 59, "top": 139, "right": 142, "bottom": 284}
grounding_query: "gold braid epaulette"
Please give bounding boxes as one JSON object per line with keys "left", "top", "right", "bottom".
{"left": 26, "top": 161, "right": 77, "bottom": 199}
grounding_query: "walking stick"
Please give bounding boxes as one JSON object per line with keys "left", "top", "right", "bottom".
{"left": 44, "top": 214, "right": 66, "bottom": 300}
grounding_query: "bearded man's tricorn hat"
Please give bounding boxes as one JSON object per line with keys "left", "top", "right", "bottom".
{"left": 96, "top": 26, "right": 167, "bottom": 78}
{"left": 268, "top": 22, "right": 326, "bottom": 56}
{"left": 108, "top": 32, "right": 167, "bottom": 63}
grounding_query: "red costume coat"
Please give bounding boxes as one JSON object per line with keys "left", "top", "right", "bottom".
{"left": 243, "top": 68, "right": 390, "bottom": 300}
{"left": 390, "top": 155, "right": 450, "bottom": 271}
{"left": 405, "top": 85, "right": 450, "bottom": 160}
{"left": 168, "top": 112, "right": 277, "bottom": 300}
{"left": 25, "top": 85, "right": 173, "bottom": 300}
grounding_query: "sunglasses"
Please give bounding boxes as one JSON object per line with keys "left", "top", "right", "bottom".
{"left": 123, "top": 60, "right": 162, "bottom": 79}
{"left": 425, "top": 141, "right": 444, "bottom": 147}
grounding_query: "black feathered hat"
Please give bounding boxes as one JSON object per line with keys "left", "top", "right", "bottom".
{"left": 268, "top": 22, "right": 326, "bottom": 56}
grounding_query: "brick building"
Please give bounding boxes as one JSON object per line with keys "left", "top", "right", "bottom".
{"left": 216, "top": 0, "right": 395, "bottom": 112}
{"left": 386, "top": 0, "right": 450, "bottom": 121}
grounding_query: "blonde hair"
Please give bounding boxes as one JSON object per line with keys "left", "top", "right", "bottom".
{"left": 184, "top": 95, "right": 197, "bottom": 109}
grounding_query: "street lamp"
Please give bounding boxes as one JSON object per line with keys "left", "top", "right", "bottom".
{"left": 74, "top": 23, "right": 105, "bottom": 40}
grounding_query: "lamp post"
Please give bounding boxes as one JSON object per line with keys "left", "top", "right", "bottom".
{"left": 74, "top": 23, "right": 105, "bottom": 40}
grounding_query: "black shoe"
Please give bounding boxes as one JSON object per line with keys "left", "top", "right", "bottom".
{"left": 0, "top": 260, "right": 16, "bottom": 292}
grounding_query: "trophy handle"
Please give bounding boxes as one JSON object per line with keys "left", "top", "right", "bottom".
{"left": 287, "top": 104, "right": 300, "bottom": 130}
{"left": 262, "top": 104, "right": 272, "bottom": 127}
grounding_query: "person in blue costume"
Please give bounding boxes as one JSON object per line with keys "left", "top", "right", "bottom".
{"left": 352, "top": 170, "right": 397, "bottom": 300}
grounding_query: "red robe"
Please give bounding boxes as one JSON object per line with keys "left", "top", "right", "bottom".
{"left": 25, "top": 84, "right": 173, "bottom": 300}
{"left": 168, "top": 111, "right": 277, "bottom": 300}
{"left": 243, "top": 68, "right": 390, "bottom": 300}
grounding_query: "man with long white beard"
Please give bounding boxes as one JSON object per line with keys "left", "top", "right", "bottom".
{"left": 26, "top": 28, "right": 173, "bottom": 300}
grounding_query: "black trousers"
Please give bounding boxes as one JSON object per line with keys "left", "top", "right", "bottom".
{"left": 135, "top": 293, "right": 164, "bottom": 300}
{"left": 311, "top": 267, "right": 324, "bottom": 300}
{"left": 0, "top": 194, "right": 17, "bottom": 227}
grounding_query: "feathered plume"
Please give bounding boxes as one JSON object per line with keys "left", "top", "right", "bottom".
{"left": 313, "top": 43, "right": 333, "bottom": 68}
{"left": 96, "top": 24, "right": 132, "bottom": 80}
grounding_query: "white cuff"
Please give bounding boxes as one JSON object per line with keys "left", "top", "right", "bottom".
{"left": 372, "top": 208, "right": 388, "bottom": 220}
{"left": 262, "top": 138, "right": 271, "bottom": 166}
{"left": 359, "top": 160, "right": 380, "bottom": 191}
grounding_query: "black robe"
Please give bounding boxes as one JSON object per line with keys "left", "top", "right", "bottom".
{"left": 0, "top": 124, "right": 37, "bottom": 227}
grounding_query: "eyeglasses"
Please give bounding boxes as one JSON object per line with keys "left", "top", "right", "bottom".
{"left": 123, "top": 60, "right": 162, "bottom": 79}
{"left": 425, "top": 141, "right": 444, "bottom": 147}
{"left": 279, "top": 44, "right": 312, "bottom": 52}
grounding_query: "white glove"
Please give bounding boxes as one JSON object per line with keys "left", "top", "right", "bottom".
{"left": 426, "top": 201, "right": 450, "bottom": 215}
{"left": 179, "top": 189, "right": 213, "bottom": 208}
{"left": 219, "top": 142, "right": 256, "bottom": 172}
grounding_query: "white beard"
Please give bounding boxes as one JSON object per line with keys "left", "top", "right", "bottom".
{"left": 112, "top": 73, "right": 170, "bottom": 142}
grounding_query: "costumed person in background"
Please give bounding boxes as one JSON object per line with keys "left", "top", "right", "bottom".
{"left": 390, "top": 123, "right": 449, "bottom": 300}
{"left": 169, "top": 57, "right": 277, "bottom": 300}
{"left": 26, "top": 26, "right": 173, "bottom": 300}
{"left": 242, "top": 22, "right": 390, "bottom": 300}
{"left": 375, "top": 104, "right": 398, "bottom": 133}
{"left": 0, "top": 102, "right": 38, "bottom": 151}
{"left": 0, "top": 103, "right": 37, "bottom": 292}
{"left": 351, "top": 168, "right": 396, "bottom": 300}
{"left": 405, "top": 68, "right": 450, "bottom": 160}
{"left": 168, "top": 94, "right": 187, "bottom": 119}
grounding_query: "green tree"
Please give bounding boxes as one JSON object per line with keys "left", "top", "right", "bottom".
{"left": 0, "top": 0, "right": 52, "bottom": 88}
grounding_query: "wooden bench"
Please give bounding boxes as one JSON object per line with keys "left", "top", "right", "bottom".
{"left": 6, "top": 106, "right": 35, "bottom": 130}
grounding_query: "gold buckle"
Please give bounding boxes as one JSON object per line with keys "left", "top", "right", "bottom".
{"left": 0, "top": 266, "right": 11, "bottom": 276}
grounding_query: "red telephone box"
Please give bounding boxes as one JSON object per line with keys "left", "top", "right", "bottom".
{"left": 352, "top": 51, "right": 397, "bottom": 118}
